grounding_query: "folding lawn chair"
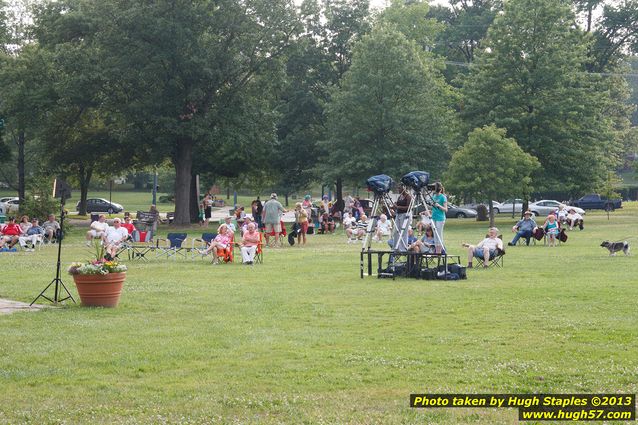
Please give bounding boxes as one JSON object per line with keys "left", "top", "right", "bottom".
{"left": 474, "top": 235, "right": 505, "bottom": 268}
{"left": 123, "top": 230, "right": 154, "bottom": 261}
{"left": 215, "top": 233, "right": 234, "bottom": 264}
{"left": 192, "top": 232, "right": 216, "bottom": 260}
{"left": 156, "top": 233, "right": 188, "bottom": 259}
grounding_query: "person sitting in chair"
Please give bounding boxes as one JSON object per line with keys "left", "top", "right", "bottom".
{"left": 508, "top": 210, "right": 537, "bottom": 246}
{"left": 463, "top": 227, "right": 503, "bottom": 268}
{"left": 372, "top": 214, "right": 392, "bottom": 242}
{"left": 566, "top": 208, "right": 584, "bottom": 231}
{"left": 543, "top": 214, "right": 560, "bottom": 247}
{"left": 86, "top": 214, "right": 109, "bottom": 246}
{"left": 121, "top": 216, "right": 137, "bottom": 239}
{"left": 342, "top": 212, "right": 355, "bottom": 231}
{"left": 103, "top": 218, "right": 129, "bottom": 260}
{"left": 240, "top": 222, "right": 260, "bottom": 265}
{"left": 346, "top": 214, "right": 368, "bottom": 242}
{"left": 408, "top": 225, "right": 436, "bottom": 254}
{"left": 19, "top": 218, "right": 45, "bottom": 251}
{"left": 201, "top": 223, "right": 233, "bottom": 264}
{"left": 42, "top": 214, "right": 61, "bottom": 243}
{"left": 1, "top": 217, "right": 22, "bottom": 250}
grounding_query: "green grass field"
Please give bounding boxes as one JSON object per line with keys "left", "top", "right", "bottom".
{"left": 0, "top": 203, "right": 636, "bottom": 424}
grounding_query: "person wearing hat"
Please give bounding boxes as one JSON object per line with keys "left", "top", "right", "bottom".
{"left": 263, "top": 193, "right": 286, "bottom": 247}
{"left": 508, "top": 210, "right": 537, "bottom": 246}
{"left": 224, "top": 216, "right": 237, "bottom": 233}
{"left": 19, "top": 218, "right": 45, "bottom": 251}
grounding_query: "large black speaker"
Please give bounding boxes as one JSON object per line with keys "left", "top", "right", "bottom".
{"left": 53, "top": 178, "right": 72, "bottom": 201}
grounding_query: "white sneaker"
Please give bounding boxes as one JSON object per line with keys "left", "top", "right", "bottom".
{"left": 85, "top": 241, "right": 91, "bottom": 247}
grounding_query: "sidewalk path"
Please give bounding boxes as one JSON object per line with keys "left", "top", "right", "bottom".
{"left": 0, "top": 299, "right": 47, "bottom": 315}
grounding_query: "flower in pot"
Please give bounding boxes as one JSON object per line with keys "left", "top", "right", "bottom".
{"left": 68, "top": 241, "right": 128, "bottom": 307}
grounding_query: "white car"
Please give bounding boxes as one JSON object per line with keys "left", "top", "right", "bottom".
{"left": 0, "top": 197, "right": 20, "bottom": 215}
{"left": 529, "top": 200, "right": 585, "bottom": 217}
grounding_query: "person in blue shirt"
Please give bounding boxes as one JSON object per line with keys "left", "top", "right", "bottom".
{"left": 430, "top": 182, "right": 448, "bottom": 254}
{"left": 508, "top": 210, "right": 537, "bottom": 246}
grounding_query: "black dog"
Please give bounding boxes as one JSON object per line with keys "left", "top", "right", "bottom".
{"left": 600, "top": 241, "right": 630, "bottom": 256}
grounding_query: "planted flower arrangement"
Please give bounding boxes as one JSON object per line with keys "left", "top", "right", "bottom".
{"left": 68, "top": 241, "right": 128, "bottom": 307}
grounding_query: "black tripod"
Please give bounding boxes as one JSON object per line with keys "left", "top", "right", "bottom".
{"left": 30, "top": 200, "right": 76, "bottom": 306}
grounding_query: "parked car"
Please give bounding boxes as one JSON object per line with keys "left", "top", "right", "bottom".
{"left": 462, "top": 201, "right": 502, "bottom": 214}
{"left": 446, "top": 204, "right": 477, "bottom": 219}
{"left": 77, "top": 198, "right": 124, "bottom": 214}
{"left": 498, "top": 199, "right": 525, "bottom": 214}
{"left": 571, "top": 194, "right": 622, "bottom": 211}
{"left": 528, "top": 200, "right": 585, "bottom": 217}
{"left": 0, "top": 197, "right": 20, "bottom": 215}
{"left": 0, "top": 196, "right": 16, "bottom": 204}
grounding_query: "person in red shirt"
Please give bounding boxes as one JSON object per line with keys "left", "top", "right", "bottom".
{"left": 1, "top": 217, "right": 23, "bottom": 249}
{"left": 121, "top": 216, "right": 136, "bottom": 237}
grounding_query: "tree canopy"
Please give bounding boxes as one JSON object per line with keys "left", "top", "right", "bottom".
{"left": 445, "top": 125, "right": 540, "bottom": 225}
{"left": 321, "top": 25, "right": 457, "bottom": 187}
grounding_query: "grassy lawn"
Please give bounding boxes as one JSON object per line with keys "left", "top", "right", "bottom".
{"left": 0, "top": 203, "right": 636, "bottom": 424}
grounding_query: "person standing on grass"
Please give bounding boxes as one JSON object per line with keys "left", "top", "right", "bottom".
{"left": 240, "top": 222, "right": 260, "bottom": 264}
{"left": 262, "top": 193, "right": 286, "bottom": 247}
{"left": 203, "top": 193, "right": 213, "bottom": 226}
{"left": 392, "top": 184, "right": 412, "bottom": 251}
{"left": 430, "top": 182, "right": 448, "bottom": 254}
{"left": 252, "top": 197, "right": 264, "bottom": 230}
{"left": 294, "top": 202, "right": 309, "bottom": 246}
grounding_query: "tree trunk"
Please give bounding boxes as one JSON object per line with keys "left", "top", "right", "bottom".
{"left": 521, "top": 200, "right": 529, "bottom": 219}
{"left": 78, "top": 164, "right": 93, "bottom": 216}
{"left": 189, "top": 173, "right": 199, "bottom": 224}
{"left": 284, "top": 193, "right": 289, "bottom": 207}
{"left": 336, "top": 177, "right": 343, "bottom": 202}
{"left": 173, "top": 139, "right": 193, "bottom": 225}
{"left": 488, "top": 199, "right": 495, "bottom": 228}
{"left": 17, "top": 131, "right": 25, "bottom": 201}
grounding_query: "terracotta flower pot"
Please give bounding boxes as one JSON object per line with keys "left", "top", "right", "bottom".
{"left": 72, "top": 272, "right": 126, "bottom": 307}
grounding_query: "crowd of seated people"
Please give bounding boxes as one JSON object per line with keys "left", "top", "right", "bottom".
{"left": 1, "top": 214, "right": 58, "bottom": 251}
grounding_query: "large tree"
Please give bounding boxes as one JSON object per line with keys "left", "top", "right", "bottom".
{"left": 445, "top": 125, "right": 540, "bottom": 226}
{"left": 321, "top": 25, "right": 456, "bottom": 186}
{"left": 34, "top": 0, "right": 300, "bottom": 224}
{"left": 461, "top": 0, "right": 620, "bottom": 195}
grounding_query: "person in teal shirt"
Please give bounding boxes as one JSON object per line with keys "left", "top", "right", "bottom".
{"left": 430, "top": 182, "right": 448, "bottom": 253}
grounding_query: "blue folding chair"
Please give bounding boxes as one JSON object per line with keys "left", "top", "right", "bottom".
{"left": 156, "top": 233, "right": 188, "bottom": 259}
{"left": 191, "top": 232, "right": 216, "bottom": 259}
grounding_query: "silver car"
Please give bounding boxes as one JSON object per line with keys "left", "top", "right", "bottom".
{"left": 499, "top": 199, "right": 525, "bottom": 214}
{"left": 529, "top": 200, "right": 585, "bottom": 217}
